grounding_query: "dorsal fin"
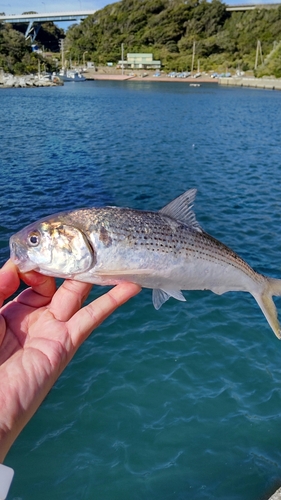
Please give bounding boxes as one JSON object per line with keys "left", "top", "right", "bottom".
{"left": 159, "top": 188, "right": 202, "bottom": 232}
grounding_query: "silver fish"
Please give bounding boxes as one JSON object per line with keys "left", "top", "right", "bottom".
{"left": 9, "top": 189, "right": 281, "bottom": 338}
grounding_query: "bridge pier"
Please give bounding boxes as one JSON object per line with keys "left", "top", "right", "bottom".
{"left": 25, "top": 21, "right": 42, "bottom": 42}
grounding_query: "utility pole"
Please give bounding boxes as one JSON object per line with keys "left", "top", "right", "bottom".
{"left": 59, "top": 38, "right": 65, "bottom": 69}
{"left": 121, "top": 43, "right": 124, "bottom": 75}
{"left": 83, "top": 50, "right": 88, "bottom": 67}
{"left": 191, "top": 40, "right": 195, "bottom": 74}
{"left": 255, "top": 40, "right": 263, "bottom": 70}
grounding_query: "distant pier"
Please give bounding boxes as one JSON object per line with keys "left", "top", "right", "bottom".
{"left": 219, "top": 77, "right": 281, "bottom": 90}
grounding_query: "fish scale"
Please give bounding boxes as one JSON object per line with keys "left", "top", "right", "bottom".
{"left": 73, "top": 207, "right": 262, "bottom": 279}
{"left": 9, "top": 188, "right": 281, "bottom": 339}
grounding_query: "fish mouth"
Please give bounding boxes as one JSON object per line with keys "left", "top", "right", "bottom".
{"left": 9, "top": 236, "right": 37, "bottom": 273}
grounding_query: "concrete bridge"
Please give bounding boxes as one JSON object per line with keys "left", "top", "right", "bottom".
{"left": 226, "top": 2, "right": 281, "bottom": 11}
{"left": 0, "top": 10, "right": 96, "bottom": 41}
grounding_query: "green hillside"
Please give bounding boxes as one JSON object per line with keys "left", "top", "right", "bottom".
{"left": 1, "top": 0, "right": 281, "bottom": 76}
{"left": 65, "top": 0, "right": 281, "bottom": 75}
{"left": 0, "top": 19, "right": 64, "bottom": 74}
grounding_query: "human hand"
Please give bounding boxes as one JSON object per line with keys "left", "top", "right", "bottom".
{"left": 0, "top": 260, "right": 141, "bottom": 462}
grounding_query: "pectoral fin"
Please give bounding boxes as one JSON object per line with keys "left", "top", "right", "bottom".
{"left": 152, "top": 289, "right": 186, "bottom": 310}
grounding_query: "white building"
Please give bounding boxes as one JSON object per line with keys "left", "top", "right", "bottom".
{"left": 118, "top": 53, "right": 161, "bottom": 70}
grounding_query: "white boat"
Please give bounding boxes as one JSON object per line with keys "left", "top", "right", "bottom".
{"left": 57, "top": 69, "right": 86, "bottom": 82}
{"left": 38, "top": 72, "right": 51, "bottom": 82}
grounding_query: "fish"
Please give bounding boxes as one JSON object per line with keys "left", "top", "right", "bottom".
{"left": 9, "top": 189, "right": 281, "bottom": 339}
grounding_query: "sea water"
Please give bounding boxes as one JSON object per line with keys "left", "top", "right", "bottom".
{"left": 1, "top": 81, "right": 281, "bottom": 500}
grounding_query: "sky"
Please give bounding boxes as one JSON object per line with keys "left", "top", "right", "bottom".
{"left": 0, "top": 0, "right": 109, "bottom": 15}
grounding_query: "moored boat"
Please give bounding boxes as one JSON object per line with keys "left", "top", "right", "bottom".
{"left": 57, "top": 69, "right": 86, "bottom": 82}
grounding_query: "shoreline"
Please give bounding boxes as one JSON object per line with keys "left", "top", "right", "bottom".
{"left": 1, "top": 69, "right": 281, "bottom": 91}
{"left": 85, "top": 72, "right": 217, "bottom": 84}
{"left": 85, "top": 72, "right": 281, "bottom": 90}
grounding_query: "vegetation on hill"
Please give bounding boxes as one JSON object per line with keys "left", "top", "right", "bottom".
{"left": 0, "top": 24, "right": 30, "bottom": 73}
{"left": 65, "top": 0, "right": 281, "bottom": 76}
{"left": 1, "top": 0, "right": 281, "bottom": 76}
{"left": 0, "top": 16, "right": 64, "bottom": 74}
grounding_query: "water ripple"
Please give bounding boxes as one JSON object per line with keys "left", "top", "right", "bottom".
{"left": 2, "top": 83, "right": 281, "bottom": 500}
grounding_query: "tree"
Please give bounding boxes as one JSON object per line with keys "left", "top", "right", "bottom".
{"left": 2, "top": 0, "right": 281, "bottom": 75}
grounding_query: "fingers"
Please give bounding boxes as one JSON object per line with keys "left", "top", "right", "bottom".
{"left": 48, "top": 280, "right": 93, "bottom": 322}
{"left": 0, "top": 315, "right": 6, "bottom": 348}
{"left": 20, "top": 272, "right": 57, "bottom": 299}
{"left": 0, "top": 260, "right": 20, "bottom": 347}
{"left": 0, "top": 259, "right": 57, "bottom": 309}
{"left": 15, "top": 273, "right": 57, "bottom": 309}
{"left": 0, "top": 260, "right": 20, "bottom": 306}
{"left": 67, "top": 282, "right": 141, "bottom": 348}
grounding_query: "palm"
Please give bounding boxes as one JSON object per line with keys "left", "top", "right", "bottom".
{"left": 1, "top": 297, "right": 71, "bottom": 391}
{"left": 0, "top": 280, "right": 89, "bottom": 371}
{"left": 0, "top": 263, "right": 140, "bottom": 461}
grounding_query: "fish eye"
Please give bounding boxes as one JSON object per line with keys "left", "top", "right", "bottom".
{"left": 28, "top": 231, "right": 41, "bottom": 247}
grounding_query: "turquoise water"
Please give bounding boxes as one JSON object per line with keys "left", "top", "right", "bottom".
{"left": 1, "top": 81, "right": 281, "bottom": 500}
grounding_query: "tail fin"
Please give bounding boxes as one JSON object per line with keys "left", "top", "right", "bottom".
{"left": 253, "top": 277, "right": 281, "bottom": 339}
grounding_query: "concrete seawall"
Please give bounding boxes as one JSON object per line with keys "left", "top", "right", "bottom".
{"left": 219, "top": 76, "right": 281, "bottom": 90}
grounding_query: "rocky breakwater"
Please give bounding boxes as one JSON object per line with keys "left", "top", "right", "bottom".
{"left": 0, "top": 69, "right": 63, "bottom": 88}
